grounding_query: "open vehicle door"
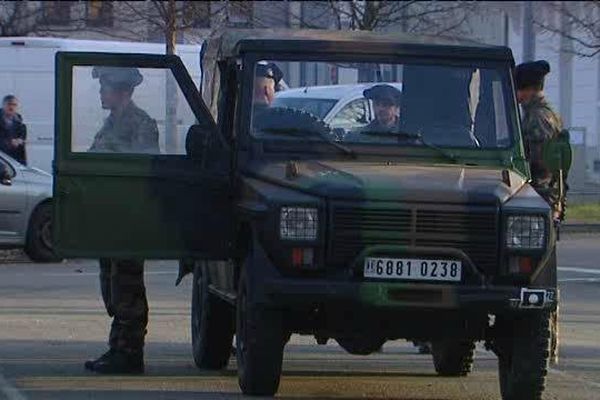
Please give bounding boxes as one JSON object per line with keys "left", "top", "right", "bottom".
{"left": 53, "top": 52, "right": 231, "bottom": 259}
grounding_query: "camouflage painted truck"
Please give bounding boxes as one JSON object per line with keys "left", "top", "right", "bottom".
{"left": 53, "top": 30, "right": 564, "bottom": 399}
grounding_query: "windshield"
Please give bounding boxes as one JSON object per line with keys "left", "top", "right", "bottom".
{"left": 251, "top": 60, "right": 515, "bottom": 150}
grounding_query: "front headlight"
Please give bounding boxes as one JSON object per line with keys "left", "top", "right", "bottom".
{"left": 280, "top": 207, "right": 318, "bottom": 241}
{"left": 506, "top": 215, "right": 546, "bottom": 249}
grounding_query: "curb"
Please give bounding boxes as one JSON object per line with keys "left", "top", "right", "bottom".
{"left": 561, "top": 224, "right": 600, "bottom": 234}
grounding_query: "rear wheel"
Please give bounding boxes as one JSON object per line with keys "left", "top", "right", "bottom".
{"left": 25, "top": 202, "right": 61, "bottom": 263}
{"left": 497, "top": 311, "right": 551, "bottom": 400}
{"left": 236, "top": 265, "right": 285, "bottom": 396}
{"left": 431, "top": 340, "right": 475, "bottom": 376}
{"left": 191, "top": 262, "right": 234, "bottom": 370}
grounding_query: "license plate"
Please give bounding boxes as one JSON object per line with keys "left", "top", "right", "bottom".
{"left": 364, "top": 257, "right": 462, "bottom": 282}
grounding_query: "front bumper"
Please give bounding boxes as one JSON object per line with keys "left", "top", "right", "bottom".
{"left": 262, "top": 278, "right": 557, "bottom": 312}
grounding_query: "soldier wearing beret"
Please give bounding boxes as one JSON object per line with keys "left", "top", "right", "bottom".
{"left": 252, "top": 62, "right": 283, "bottom": 128}
{"left": 89, "top": 67, "right": 159, "bottom": 153}
{"left": 515, "top": 60, "right": 565, "bottom": 220}
{"left": 515, "top": 60, "right": 566, "bottom": 366}
{"left": 85, "top": 67, "right": 159, "bottom": 374}
{"left": 362, "top": 84, "right": 402, "bottom": 133}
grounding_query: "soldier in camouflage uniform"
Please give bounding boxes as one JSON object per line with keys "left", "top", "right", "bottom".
{"left": 85, "top": 67, "right": 159, "bottom": 374}
{"left": 515, "top": 60, "right": 564, "bottom": 365}
{"left": 515, "top": 60, "right": 565, "bottom": 220}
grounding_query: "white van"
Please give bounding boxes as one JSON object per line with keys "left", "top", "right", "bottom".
{"left": 0, "top": 37, "right": 202, "bottom": 172}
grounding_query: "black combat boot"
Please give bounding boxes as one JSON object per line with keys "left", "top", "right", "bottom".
{"left": 84, "top": 349, "right": 144, "bottom": 374}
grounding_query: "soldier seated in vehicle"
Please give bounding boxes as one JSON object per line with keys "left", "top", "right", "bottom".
{"left": 344, "top": 84, "right": 407, "bottom": 143}
{"left": 252, "top": 63, "right": 283, "bottom": 116}
{"left": 362, "top": 84, "right": 402, "bottom": 133}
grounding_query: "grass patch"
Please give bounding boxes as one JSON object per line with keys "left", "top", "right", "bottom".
{"left": 567, "top": 203, "right": 600, "bottom": 223}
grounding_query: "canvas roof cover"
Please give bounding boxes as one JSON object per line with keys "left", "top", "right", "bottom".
{"left": 200, "top": 29, "right": 511, "bottom": 119}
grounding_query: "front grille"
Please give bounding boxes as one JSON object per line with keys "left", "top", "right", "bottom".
{"left": 329, "top": 205, "right": 499, "bottom": 275}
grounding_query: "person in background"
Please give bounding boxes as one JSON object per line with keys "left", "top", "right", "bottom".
{"left": 0, "top": 95, "right": 27, "bottom": 165}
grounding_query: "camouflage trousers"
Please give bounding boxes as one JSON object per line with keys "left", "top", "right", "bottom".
{"left": 99, "top": 259, "right": 148, "bottom": 353}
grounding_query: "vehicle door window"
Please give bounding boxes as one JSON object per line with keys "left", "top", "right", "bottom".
{"left": 71, "top": 66, "right": 196, "bottom": 155}
{"left": 330, "top": 99, "right": 370, "bottom": 130}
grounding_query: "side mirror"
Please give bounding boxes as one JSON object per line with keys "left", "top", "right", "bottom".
{"left": 185, "top": 123, "right": 213, "bottom": 162}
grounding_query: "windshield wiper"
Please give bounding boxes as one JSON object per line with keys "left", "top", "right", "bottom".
{"left": 361, "top": 130, "right": 421, "bottom": 140}
{"left": 362, "top": 129, "right": 459, "bottom": 163}
{"left": 260, "top": 127, "right": 356, "bottom": 158}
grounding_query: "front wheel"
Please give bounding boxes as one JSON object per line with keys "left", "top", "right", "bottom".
{"left": 25, "top": 202, "right": 61, "bottom": 263}
{"left": 191, "top": 262, "right": 235, "bottom": 370}
{"left": 497, "top": 311, "right": 551, "bottom": 400}
{"left": 236, "top": 266, "right": 286, "bottom": 396}
{"left": 431, "top": 340, "right": 475, "bottom": 376}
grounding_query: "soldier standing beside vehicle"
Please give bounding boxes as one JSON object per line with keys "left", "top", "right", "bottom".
{"left": 515, "top": 60, "right": 566, "bottom": 221}
{"left": 515, "top": 60, "right": 566, "bottom": 365}
{"left": 84, "top": 67, "right": 159, "bottom": 374}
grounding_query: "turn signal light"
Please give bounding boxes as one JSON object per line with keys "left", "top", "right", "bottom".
{"left": 509, "top": 256, "right": 533, "bottom": 274}
{"left": 292, "top": 248, "right": 315, "bottom": 268}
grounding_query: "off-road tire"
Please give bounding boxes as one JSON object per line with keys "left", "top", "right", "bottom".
{"left": 236, "top": 266, "right": 285, "bottom": 396}
{"left": 497, "top": 311, "right": 551, "bottom": 400}
{"left": 191, "top": 262, "right": 235, "bottom": 370}
{"left": 431, "top": 340, "right": 475, "bottom": 376}
{"left": 25, "top": 202, "right": 61, "bottom": 263}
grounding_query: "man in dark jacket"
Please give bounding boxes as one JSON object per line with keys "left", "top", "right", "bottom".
{"left": 0, "top": 95, "right": 27, "bottom": 164}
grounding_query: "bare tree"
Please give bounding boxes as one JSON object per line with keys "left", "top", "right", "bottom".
{"left": 0, "top": 1, "right": 46, "bottom": 36}
{"left": 534, "top": 1, "right": 600, "bottom": 57}
{"left": 323, "top": 1, "right": 478, "bottom": 36}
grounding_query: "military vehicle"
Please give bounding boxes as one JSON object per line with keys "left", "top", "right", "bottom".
{"left": 53, "top": 30, "right": 564, "bottom": 399}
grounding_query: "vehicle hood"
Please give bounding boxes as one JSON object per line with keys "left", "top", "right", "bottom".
{"left": 248, "top": 161, "right": 526, "bottom": 204}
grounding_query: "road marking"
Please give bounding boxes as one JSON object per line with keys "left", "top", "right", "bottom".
{"left": 558, "top": 267, "right": 600, "bottom": 275}
{"left": 558, "top": 278, "right": 600, "bottom": 283}
{"left": 549, "top": 368, "right": 600, "bottom": 389}
{"left": 0, "top": 368, "right": 27, "bottom": 400}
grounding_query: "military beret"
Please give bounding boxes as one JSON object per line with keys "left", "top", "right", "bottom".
{"left": 92, "top": 66, "right": 143, "bottom": 89}
{"left": 255, "top": 62, "right": 283, "bottom": 85}
{"left": 363, "top": 84, "right": 402, "bottom": 104}
{"left": 515, "top": 60, "right": 550, "bottom": 90}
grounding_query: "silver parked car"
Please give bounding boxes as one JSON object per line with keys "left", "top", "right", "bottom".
{"left": 0, "top": 151, "right": 59, "bottom": 262}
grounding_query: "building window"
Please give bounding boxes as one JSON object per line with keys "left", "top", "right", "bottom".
{"left": 86, "top": 1, "right": 113, "bottom": 27}
{"left": 43, "top": 2, "right": 72, "bottom": 25}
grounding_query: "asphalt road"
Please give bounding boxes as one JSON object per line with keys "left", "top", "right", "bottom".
{"left": 0, "top": 234, "right": 599, "bottom": 400}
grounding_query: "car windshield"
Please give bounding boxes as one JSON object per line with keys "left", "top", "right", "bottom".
{"left": 271, "top": 97, "right": 336, "bottom": 119}
{"left": 251, "top": 60, "right": 515, "bottom": 149}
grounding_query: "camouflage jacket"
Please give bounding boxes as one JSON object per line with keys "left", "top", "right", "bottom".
{"left": 521, "top": 93, "right": 567, "bottom": 217}
{"left": 90, "top": 102, "right": 160, "bottom": 153}
{"left": 521, "top": 93, "right": 562, "bottom": 187}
